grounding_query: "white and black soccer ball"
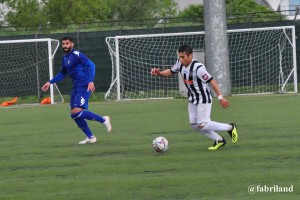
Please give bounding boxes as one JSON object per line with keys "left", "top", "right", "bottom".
{"left": 152, "top": 136, "right": 168, "bottom": 153}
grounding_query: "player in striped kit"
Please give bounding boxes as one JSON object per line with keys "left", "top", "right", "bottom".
{"left": 151, "top": 44, "right": 238, "bottom": 150}
{"left": 42, "top": 37, "right": 112, "bottom": 144}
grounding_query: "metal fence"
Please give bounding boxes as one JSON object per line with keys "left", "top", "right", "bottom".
{"left": 0, "top": 10, "right": 298, "bottom": 36}
{"left": 0, "top": 11, "right": 300, "bottom": 95}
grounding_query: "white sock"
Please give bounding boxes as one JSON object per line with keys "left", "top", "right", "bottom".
{"left": 191, "top": 124, "right": 223, "bottom": 141}
{"left": 200, "top": 130, "right": 223, "bottom": 141}
{"left": 201, "top": 121, "right": 232, "bottom": 132}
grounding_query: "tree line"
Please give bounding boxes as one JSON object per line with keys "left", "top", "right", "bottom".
{"left": 0, "top": 0, "right": 284, "bottom": 27}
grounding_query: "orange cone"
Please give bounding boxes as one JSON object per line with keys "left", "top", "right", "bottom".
{"left": 0, "top": 102, "right": 9, "bottom": 106}
{"left": 41, "top": 97, "right": 51, "bottom": 104}
{"left": 0, "top": 97, "right": 18, "bottom": 106}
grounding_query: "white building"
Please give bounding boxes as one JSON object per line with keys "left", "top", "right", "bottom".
{"left": 175, "top": 0, "right": 203, "bottom": 11}
{"left": 257, "top": 0, "right": 300, "bottom": 19}
{"left": 176, "top": 0, "right": 300, "bottom": 20}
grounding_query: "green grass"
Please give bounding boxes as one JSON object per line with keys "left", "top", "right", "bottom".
{"left": 0, "top": 95, "right": 299, "bottom": 200}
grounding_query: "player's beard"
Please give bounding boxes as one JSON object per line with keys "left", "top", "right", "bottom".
{"left": 63, "top": 47, "right": 72, "bottom": 54}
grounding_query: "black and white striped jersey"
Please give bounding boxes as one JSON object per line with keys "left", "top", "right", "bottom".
{"left": 171, "top": 59, "right": 213, "bottom": 104}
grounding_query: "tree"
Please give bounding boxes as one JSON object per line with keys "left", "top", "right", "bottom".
{"left": 1, "top": 0, "right": 178, "bottom": 27}
{"left": 177, "top": 4, "right": 204, "bottom": 18}
{"left": 226, "top": 0, "right": 284, "bottom": 22}
{"left": 177, "top": 0, "right": 284, "bottom": 23}
{"left": 4, "top": 0, "right": 47, "bottom": 26}
{"left": 2, "top": 0, "right": 111, "bottom": 26}
{"left": 226, "top": 0, "right": 272, "bottom": 14}
{"left": 45, "top": 0, "right": 111, "bottom": 24}
{"left": 107, "top": 0, "right": 177, "bottom": 21}
{"left": 176, "top": 4, "right": 204, "bottom": 24}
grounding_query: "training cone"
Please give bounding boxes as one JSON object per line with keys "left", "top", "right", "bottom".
{"left": 0, "top": 102, "right": 9, "bottom": 106}
{"left": 0, "top": 97, "right": 18, "bottom": 106}
{"left": 41, "top": 97, "right": 51, "bottom": 104}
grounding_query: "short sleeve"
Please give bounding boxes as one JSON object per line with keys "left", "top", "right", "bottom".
{"left": 170, "top": 59, "right": 180, "bottom": 74}
{"left": 196, "top": 65, "right": 213, "bottom": 83}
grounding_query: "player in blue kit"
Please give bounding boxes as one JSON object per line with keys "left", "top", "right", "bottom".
{"left": 42, "top": 37, "right": 112, "bottom": 144}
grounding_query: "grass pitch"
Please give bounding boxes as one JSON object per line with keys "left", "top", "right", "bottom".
{"left": 0, "top": 95, "right": 299, "bottom": 200}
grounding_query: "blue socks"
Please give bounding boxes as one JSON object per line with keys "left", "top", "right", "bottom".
{"left": 80, "top": 110, "right": 105, "bottom": 123}
{"left": 72, "top": 114, "right": 93, "bottom": 138}
{"left": 71, "top": 110, "right": 105, "bottom": 138}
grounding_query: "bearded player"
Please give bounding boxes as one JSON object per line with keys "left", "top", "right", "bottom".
{"left": 42, "top": 37, "right": 111, "bottom": 144}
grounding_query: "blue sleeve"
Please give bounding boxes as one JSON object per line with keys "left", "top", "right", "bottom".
{"left": 87, "top": 60, "right": 95, "bottom": 82}
{"left": 49, "top": 72, "right": 66, "bottom": 84}
{"left": 78, "top": 53, "right": 95, "bottom": 82}
{"left": 49, "top": 65, "right": 67, "bottom": 84}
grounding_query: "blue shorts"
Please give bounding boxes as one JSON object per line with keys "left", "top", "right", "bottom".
{"left": 70, "top": 86, "right": 91, "bottom": 109}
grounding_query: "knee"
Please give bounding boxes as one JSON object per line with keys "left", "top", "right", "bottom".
{"left": 190, "top": 122, "right": 207, "bottom": 129}
{"left": 71, "top": 111, "right": 83, "bottom": 119}
{"left": 198, "top": 122, "right": 207, "bottom": 129}
{"left": 190, "top": 122, "right": 209, "bottom": 134}
{"left": 71, "top": 108, "right": 83, "bottom": 115}
{"left": 71, "top": 113, "right": 86, "bottom": 129}
{"left": 190, "top": 122, "right": 207, "bottom": 131}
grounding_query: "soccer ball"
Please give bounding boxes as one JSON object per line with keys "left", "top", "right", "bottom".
{"left": 152, "top": 136, "right": 168, "bottom": 153}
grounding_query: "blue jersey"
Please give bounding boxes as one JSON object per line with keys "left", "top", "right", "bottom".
{"left": 50, "top": 49, "right": 95, "bottom": 88}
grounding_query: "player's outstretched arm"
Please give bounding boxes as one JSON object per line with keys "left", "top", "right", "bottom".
{"left": 151, "top": 68, "right": 173, "bottom": 77}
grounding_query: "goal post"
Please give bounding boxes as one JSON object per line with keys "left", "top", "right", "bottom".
{"left": 105, "top": 26, "right": 297, "bottom": 101}
{"left": 228, "top": 26, "right": 297, "bottom": 95}
{"left": 0, "top": 38, "right": 64, "bottom": 105}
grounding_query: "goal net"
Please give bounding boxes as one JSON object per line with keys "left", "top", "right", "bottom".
{"left": 105, "top": 26, "right": 297, "bottom": 101}
{"left": 0, "top": 38, "right": 63, "bottom": 105}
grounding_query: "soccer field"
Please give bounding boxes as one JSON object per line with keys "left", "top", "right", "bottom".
{"left": 0, "top": 95, "right": 299, "bottom": 200}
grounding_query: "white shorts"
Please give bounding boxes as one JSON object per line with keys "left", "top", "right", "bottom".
{"left": 188, "top": 103, "right": 212, "bottom": 124}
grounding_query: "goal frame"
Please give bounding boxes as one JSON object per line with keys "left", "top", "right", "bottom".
{"left": 105, "top": 26, "right": 297, "bottom": 101}
{"left": 0, "top": 38, "right": 62, "bottom": 104}
{"left": 227, "top": 26, "right": 297, "bottom": 95}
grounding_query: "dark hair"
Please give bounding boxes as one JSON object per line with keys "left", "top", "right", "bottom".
{"left": 178, "top": 44, "right": 193, "bottom": 55}
{"left": 61, "top": 36, "right": 74, "bottom": 42}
